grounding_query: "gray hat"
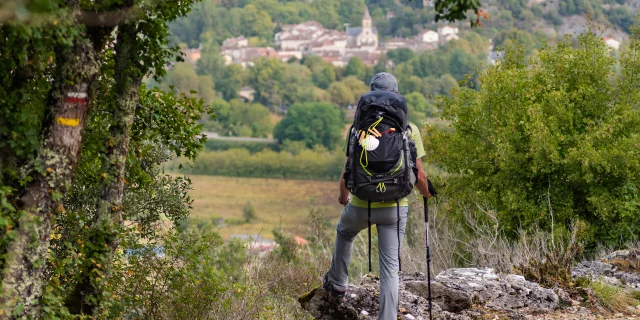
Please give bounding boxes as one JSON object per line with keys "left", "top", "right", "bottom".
{"left": 370, "top": 72, "right": 398, "bottom": 92}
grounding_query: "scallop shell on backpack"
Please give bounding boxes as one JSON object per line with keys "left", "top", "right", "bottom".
{"left": 363, "top": 135, "right": 379, "bottom": 151}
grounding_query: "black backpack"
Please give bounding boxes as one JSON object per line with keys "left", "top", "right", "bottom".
{"left": 344, "top": 90, "right": 417, "bottom": 202}
{"left": 344, "top": 90, "right": 418, "bottom": 274}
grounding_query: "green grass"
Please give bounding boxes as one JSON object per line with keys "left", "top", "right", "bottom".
{"left": 586, "top": 279, "right": 640, "bottom": 313}
{"left": 185, "top": 175, "right": 344, "bottom": 240}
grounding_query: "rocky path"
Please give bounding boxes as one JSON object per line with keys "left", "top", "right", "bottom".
{"left": 300, "top": 250, "right": 640, "bottom": 320}
{"left": 300, "top": 267, "right": 640, "bottom": 320}
{"left": 536, "top": 311, "right": 639, "bottom": 320}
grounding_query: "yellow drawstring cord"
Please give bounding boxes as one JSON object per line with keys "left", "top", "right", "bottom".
{"left": 360, "top": 139, "right": 372, "bottom": 176}
{"left": 360, "top": 117, "right": 384, "bottom": 176}
{"left": 391, "top": 154, "right": 403, "bottom": 175}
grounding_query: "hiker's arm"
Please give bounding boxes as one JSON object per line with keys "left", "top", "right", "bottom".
{"left": 415, "top": 160, "right": 432, "bottom": 198}
{"left": 338, "top": 157, "right": 350, "bottom": 205}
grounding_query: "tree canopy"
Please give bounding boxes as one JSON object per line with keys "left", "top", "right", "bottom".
{"left": 274, "top": 102, "right": 344, "bottom": 149}
{"left": 426, "top": 27, "right": 640, "bottom": 249}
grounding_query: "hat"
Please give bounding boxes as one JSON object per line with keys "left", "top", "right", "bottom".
{"left": 370, "top": 72, "right": 398, "bottom": 92}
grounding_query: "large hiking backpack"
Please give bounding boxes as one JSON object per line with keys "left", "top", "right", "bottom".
{"left": 344, "top": 90, "right": 419, "bottom": 274}
{"left": 344, "top": 90, "right": 418, "bottom": 202}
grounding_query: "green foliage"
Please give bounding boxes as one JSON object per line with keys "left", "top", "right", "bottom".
{"left": 344, "top": 57, "right": 367, "bottom": 81}
{"left": 580, "top": 278, "right": 640, "bottom": 313}
{"left": 196, "top": 41, "right": 246, "bottom": 100}
{"left": 0, "top": 9, "right": 81, "bottom": 257}
{"left": 136, "top": 86, "right": 210, "bottom": 160}
{"left": 214, "top": 99, "right": 274, "bottom": 137}
{"left": 274, "top": 102, "right": 344, "bottom": 149}
{"left": 106, "top": 229, "right": 245, "bottom": 319}
{"left": 396, "top": 46, "right": 483, "bottom": 83}
{"left": 327, "top": 76, "right": 369, "bottom": 107}
{"left": 1, "top": 0, "right": 207, "bottom": 315}
{"left": 307, "top": 204, "right": 332, "bottom": 249}
{"left": 304, "top": 56, "right": 337, "bottom": 90}
{"left": 159, "top": 62, "right": 216, "bottom": 104}
{"left": 433, "top": 0, "right": 482, "bottom": 26}
{"left": 203, "top": 138, "right": 277, "bottom": 153}
{"left": 608, "top": 6, "right": 636, "bottom": 33}
{"left": 52, "top": 82, "right": 209, "bottom": 313}
{"left": 405, "top": 92, "right": 438, "bottom": 124}
{"left": 278, "top": 140, "right": 307, "bottom": 156}
{"left": 426, "top": 27, "right": 640, "bottom": 249}
{"left": 243, "top": 202, "right": 256, "bottom": 222}
{"left": 247, "top": 57, "right": 321, "bottom": 108}
{"left": 272, "top": 229, "right": 299, "bottom": 262}
{"left": 387, "top": 48, "right": 415, "bottom": 64}
{"left": 173, "top": 148, "right": 345, "bottom": 180}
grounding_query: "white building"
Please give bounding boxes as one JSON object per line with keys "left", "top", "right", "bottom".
{"left": 346, "top": 7, "right": 379, "bottom": 50}
{"left": 383, "top": 38, "right": 416, "bottom": 51}
{"left": 275, "top": 21, "right": 326, "bottom": 51}
{"left": 604, "top": 37, "right": 621, "bottom": 50}
{"left": 222, "top": 36, "right": 248, "bottom": 48}
{"left": 419, "top": 30, "right": 439, "bottom": 44}
{"left": 221, "top": 36, "right": 249, "bottom": 62}
{"left": 438, "top": 25, "right": 460, "bottom": 43}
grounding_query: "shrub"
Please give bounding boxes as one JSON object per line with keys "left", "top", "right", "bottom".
{"left": 243, "top": 202, "right": 256, "bottom": 223}
{"left": 203, "top": 138, "right": 277, "bottom": 153}
{"left": 426, "top": 26, "right": 640, "bottom": 250}
{"left": 171, "top": 148, "right": 345, "bottom": 181}
{"left": 585, "top": 279, "right": 640, "bottom": 313}
{"left": 107, "top": 229, "right": 247, "bottom": 319}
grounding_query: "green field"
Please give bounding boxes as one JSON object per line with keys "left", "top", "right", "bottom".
{"left": 186, "top": 175, "right": 344, "bottom": 239}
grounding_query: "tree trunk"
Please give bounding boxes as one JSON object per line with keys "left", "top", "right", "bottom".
{"left": 67, "top": 22, "right": 142, "bottom": 316}
{"left": 0, "top": 38, "right": 101, "bottom": 317}
{"left": 102, "top": 22, "right": 141, "bottom": 254}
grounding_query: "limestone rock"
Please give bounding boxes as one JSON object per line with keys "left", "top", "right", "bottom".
{"left": 298, "top": 274, "right": 436, "bottom": 320}
{"left": 404, "top": 268, "right": 559, "bottom": 313}
{"left": 299, "top": 269, "right": 559, "bottom": 319}
{"left": 572, "top": 249, "right": 640, "bottom": 289}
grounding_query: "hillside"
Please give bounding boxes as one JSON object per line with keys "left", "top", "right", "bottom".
{"left": 157, "top": 0, "right": 636, "bottom": 146}
{"left": 169, "top": 0, "right": 636, "bottom": 49}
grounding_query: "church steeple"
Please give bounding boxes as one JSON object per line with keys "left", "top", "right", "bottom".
{"left": 362, "top": 6, "right": 371, "bottom": 30}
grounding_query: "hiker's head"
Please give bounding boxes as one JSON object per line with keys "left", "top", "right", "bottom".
{"left": 370, "top": 72, "right": 398, "bottom": 93}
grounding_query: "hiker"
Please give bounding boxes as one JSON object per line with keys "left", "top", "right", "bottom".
{"left": 323, "top": 72, "right": 432, "bottom": 320}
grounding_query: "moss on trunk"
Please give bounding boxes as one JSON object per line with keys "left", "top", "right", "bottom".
{"left": 66, "top": 22, "right": 142, "bottom": 316}
{"left": 0, "top": 37, "right": 101, "bottom": 318}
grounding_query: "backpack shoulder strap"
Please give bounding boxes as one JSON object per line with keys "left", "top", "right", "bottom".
{"left": 344, "top": 123, "right": 354, "bottom": 157}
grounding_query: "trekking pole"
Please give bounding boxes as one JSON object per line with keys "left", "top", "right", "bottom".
{"left": 423, "top": 196, "right": 433, "bottom": 320}
{"left": 424, "top": 178, "right": 437, "bottom": 320}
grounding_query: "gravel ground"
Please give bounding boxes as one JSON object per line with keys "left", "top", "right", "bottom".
{"left": 522, "top": 306, "right": 640, "bottom": 320}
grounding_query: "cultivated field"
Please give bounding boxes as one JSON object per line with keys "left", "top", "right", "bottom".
{"left": 186, "top": 175, "right": 344, "bottom": 239}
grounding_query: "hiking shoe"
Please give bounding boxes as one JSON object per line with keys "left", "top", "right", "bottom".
{"left": 323, "top": 273, "right": 346, "bottom": 299}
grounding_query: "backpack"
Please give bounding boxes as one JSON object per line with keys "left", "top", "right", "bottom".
{"left": 344, "top": 90, "right": 419, "bottom": 274}
{"left": 344, "top": 90, "right": 418, "bottom": 203}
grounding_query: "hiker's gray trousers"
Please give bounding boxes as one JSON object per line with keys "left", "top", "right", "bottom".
{"left": 327, "top": 203, "right": 408, "bottom": 320}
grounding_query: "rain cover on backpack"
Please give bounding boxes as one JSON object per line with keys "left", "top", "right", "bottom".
{"left": 344, "top": 90, "right": 417, "bottom": 202}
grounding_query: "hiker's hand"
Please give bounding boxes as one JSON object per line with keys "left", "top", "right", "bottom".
{"left": 418, "top": 188, "right": 432, "bottom": 198}
{"left": 338, "top": 194, "right": 350, "bottom": 205}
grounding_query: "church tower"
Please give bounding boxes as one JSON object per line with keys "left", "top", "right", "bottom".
{"left": 362, "top": 7, "right": 372, "bottom": 32}
{"left": 352, "top": 5, "right": 378, "bottom": 49}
